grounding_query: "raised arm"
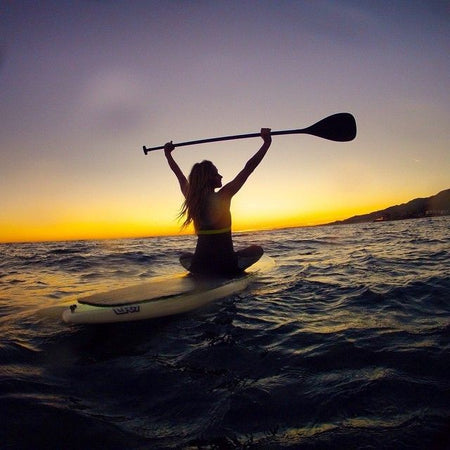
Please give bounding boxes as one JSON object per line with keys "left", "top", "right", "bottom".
{"left": 164, "top": 142, "right": 189, "bottom": 197}
{"left": 220, "top": 128, "right": 271, "bottom": 198}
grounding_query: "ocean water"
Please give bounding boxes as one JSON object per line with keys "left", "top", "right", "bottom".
{"left": 1, "top": 217, "right": 449, "bottom": 449}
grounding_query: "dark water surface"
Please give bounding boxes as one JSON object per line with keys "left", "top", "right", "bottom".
{"left": 1, "top": 217, "right": 449, "bottom": 449}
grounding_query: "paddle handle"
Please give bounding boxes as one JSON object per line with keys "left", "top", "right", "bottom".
{"left": 143, "top": 112, "right": 356, "bottom": 154}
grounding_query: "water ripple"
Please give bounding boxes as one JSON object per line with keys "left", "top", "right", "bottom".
{"left": 0, "top": 217, "right": 449, "bottom": 448}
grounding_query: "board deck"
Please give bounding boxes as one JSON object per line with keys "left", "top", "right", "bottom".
{"left": 62, "top": 255, "right": 274, "bottom": 324}
{"left": 79, "top": 274, "right": 212, "bottom": 307}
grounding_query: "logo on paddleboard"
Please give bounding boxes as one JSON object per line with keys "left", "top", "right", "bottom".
{"left": 113, "top": 305, "right": 140, "bottom": 315}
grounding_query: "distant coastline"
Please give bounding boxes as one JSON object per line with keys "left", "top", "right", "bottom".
{"left": 326, "top": 188, "right": 450, "bottom": 226}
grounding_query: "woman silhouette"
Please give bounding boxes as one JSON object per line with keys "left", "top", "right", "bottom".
{"left": 164, "top": 128, "right": 271, "bottom": 276}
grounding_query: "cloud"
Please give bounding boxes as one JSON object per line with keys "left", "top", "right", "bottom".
{"left": 77, "top": 68, "right": 150, "bottom": 135}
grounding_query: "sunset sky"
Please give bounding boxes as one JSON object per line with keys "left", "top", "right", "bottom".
{"left": 1, "top": 1, "right": 449, "bottom": 243}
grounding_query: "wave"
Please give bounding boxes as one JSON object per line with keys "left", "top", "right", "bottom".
{"left": 1, "top": 217, "right": 449, "bottom": 449}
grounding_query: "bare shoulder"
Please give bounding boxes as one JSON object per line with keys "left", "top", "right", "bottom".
{"left": 217, "top": 183, "right": 235, "bottom": 201}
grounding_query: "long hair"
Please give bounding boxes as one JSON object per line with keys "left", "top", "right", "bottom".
{"left": 179, "top": 160, "right": 216, "bottom": 229}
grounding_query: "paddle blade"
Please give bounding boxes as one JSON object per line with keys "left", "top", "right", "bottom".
{"left": 304, "top": 113, "right": 356, "bottom": 142}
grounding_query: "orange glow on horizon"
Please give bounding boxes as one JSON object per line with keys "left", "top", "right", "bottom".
{"left": 0, "top": 220, "right": 186, "bottom": 244}
{"left": 0, "top": 198, "right": 396, "bottom": 244}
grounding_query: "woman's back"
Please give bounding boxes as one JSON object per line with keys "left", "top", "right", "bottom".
{"left": 163, "top": 128, "right": 271, "bottom": 275}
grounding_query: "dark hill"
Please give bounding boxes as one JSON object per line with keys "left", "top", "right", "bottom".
{"left": 327, "top": 189, "right": 450, "bottom": 225}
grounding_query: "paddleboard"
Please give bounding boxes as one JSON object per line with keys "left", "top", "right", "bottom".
{"left": 62, "top": 255, "right": 274, "bottom": 324}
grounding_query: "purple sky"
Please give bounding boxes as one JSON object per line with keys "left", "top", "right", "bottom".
{"left": 1, "top": 1, "right": 449, "bottom": 242}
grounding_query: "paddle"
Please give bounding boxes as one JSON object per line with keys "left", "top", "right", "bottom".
{"left": 143, "top": 112, "right": 356, "bottom": 154}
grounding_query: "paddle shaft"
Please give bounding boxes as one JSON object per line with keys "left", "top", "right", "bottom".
{"left": 143, "top": 112, "right": 356, "bottom": 154}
